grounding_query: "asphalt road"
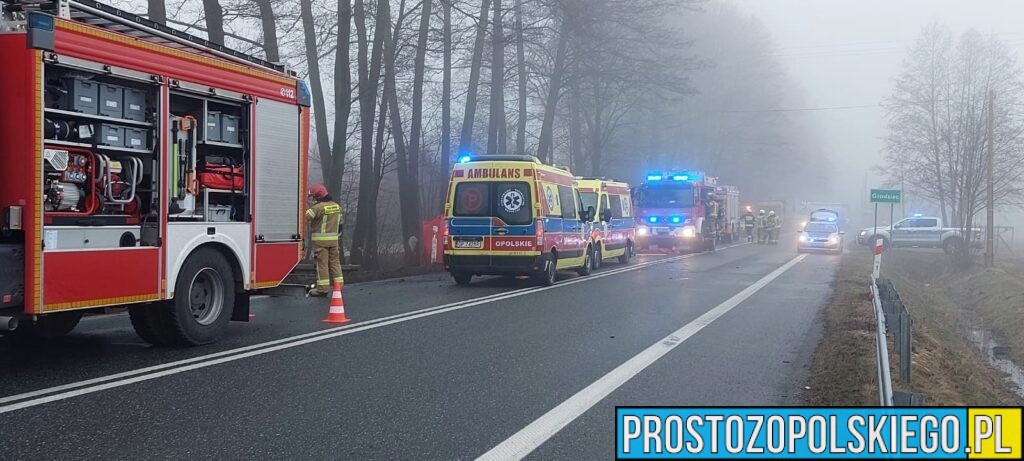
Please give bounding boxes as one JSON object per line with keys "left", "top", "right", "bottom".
{"left": 0, "top": 239, "right": 839, "bottom": 460}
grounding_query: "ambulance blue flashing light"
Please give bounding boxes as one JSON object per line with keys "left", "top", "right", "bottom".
{"left": 672, "top": 175, "right": 689, "bottom": 181}
{"left": 913, "top": 213, "right": 923, "bottom": 217}
{"left": 646, "top": 175, "right": 663, "bottom": 181}
{"left": 670, "top": 215, "right": 683, "bottom": 224}
{"left": 648, "top": 216, "right": 659, "bottom": 224}
{"left": 457, "top": 155, "right": 473, "bottom": 164}
{"left": 828, "top": 217, "right": 836, "bottom": 222}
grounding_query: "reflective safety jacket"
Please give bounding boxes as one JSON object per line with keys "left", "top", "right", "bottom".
{"left": 306, "top": 200, "right": 343, "bottom": 247}
{"left": 742, "top": 213, "right": 756, "bottom": 228}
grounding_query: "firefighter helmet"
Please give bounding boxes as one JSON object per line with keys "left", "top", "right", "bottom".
{"left": 308, "top": 183, "right": 328, "bottom": 199}
{"left": 759, "top": 209, "right": 765, "bottom": 214}
{"left": 769, "top": 210, "right": 776, "bottom": 216}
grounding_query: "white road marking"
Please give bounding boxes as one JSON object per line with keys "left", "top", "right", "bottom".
{"left": 476, "top": 254, "right": 807, "bottom": 461}
{"left": 0, "top": 244, "right": 747, "bottom": 414}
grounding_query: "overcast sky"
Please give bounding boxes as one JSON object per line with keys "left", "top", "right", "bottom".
{"left": 731, "top": 0, "right": 1024, "bottom": 219}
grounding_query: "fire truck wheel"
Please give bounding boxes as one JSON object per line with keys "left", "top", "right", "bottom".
{"left": 13, "top": 311, "right": 83, "bottom": 339}
{"left": 129, "top": 304, "right": 172, "bottom": 345}
{"left": 453, "top": 272, "right": 472, "bottom": 286}
{"left": 161, "top": 249, "right": 235, "bottom": 346}
{"left": 577, "top": 246, "right": 594, "bottom": 276}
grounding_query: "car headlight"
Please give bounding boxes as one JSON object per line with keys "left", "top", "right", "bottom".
{"left": 681, "top": 226, "right": 696, "bottom": 238}
{"left": 798, "top": 234, "right": 808, "bottom": 242}
{"left": 637, "top": 226, "right": 649, "bottom": 236}
{"left": 829, "top": 235, "right": 839, "bottom": 244}
{"left": 859, "top": 230, "right": 868, "bottom": 236}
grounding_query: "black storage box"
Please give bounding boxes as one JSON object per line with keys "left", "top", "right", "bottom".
{"left": 98, "top": 83, "right": 124, "bottom": 119}
{"left": 0, "top": 244, "right": 24, "bottom": 309}
{"left": 94, "top": 123, "right": 125, "bottom": 147}
{"left": 220, "top": 114, "right": 241, "bottom": 144}
{"left": 124, "top": 127, "right": 147, "bottom": 150}
{"left": 206, "top": 111, "right": 222, "bottom": 142}
{"left": 124, "top": 88, "right": 147, "bottom": 121}
{"left": 55, "top": 76, "right": 99, "bottom": 114}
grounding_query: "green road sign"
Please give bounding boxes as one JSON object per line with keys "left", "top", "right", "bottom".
{"left": 870, "top": 189, "right": 901, "bottom": 204}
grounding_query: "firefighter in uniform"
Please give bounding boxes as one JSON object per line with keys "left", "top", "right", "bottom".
{"left": 742, "top": 207, "right": 756, "bottom": 242}
{"left": 768, "top": 210, "right": 781, "bottom": 245}
{"left": 756, "top": 209, "right": 767, "bottom": 244}
{"left": 306, "top": 184, "right": 344, "bottom": 296}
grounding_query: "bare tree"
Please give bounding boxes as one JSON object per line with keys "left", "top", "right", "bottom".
{"left": 202, "top": 0, "right": 225, "bottom": 44}
{"left": 351, "top": 0, "right": 387, "bottom": 267}
{"left": 458, "top": 0, "right": 492, "bottom": 157}
{"left": 253, "top": 0, "right": 280, "bottom": 62}
{"left": 486, "top": 0, "right": 506, "bottom": 155}
{"left": 409, "top": 0, "right": 433, "bottom": 214}
{"left": 513, "top": 0, "right": 527, "bottom": 154}
{"left": 148, "top": 0, "right": 167, "bottom": 25}
{"left": 437, "top": 0, "right": 453, "bottom": 209}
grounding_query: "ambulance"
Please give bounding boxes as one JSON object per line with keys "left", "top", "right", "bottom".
{"left": 443, "top": 155, "right": 595, "bottom": 286}
{"left": 576, "top": 178, "right": 635, "bottom": 267}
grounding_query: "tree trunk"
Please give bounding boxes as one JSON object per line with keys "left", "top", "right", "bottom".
{"left": 487, "top": 0, "right": 505, "bottom": 155}
{"left": 410, "top": 0, "right": 433, "bottom": 214}
{"left": 568, "top": 79, "right": 583, "bottom": 172}
{"left": 382, "top": 0, "right": 422, "bottom": 265}
{"left": 148, "top": 0, "right": 166, "bottom": 25}
{"left": 514, "top": 0, "right": 527, "bottom": 155}
{"left": 590, "top": 81, "right": 604, "bottom": 176}
{"left": 457, "top": 0, "right": 492, "bottom": 158}
{"left": 438, "top": 0, "right": 453, "bottom": 212}
{"left": 202, "top": 0, "right": 225, "bottom": 45}
{"left": 350, "top": 0, "right": 385, "bottom": 267}
{"left": 254, "top": 0, "right": 280, "bottom": 62}
{"left": 536, "top": 22, "right": 569, "bottom": 163}
{"left": 329, "top": 0, "right": 352, "bottom": 200}
{"left": 300, "top": 0, "right": 331, "bottom": 191}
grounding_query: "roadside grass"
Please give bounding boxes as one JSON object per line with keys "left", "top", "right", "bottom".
{"left": 805, "top": 247, "right": 1022, "bottom": 405}
{"left": 886, "top": 251, "right": 1023, "bottom": 405}
{"left": 804, "top": 250, "right": 877, "bottom": 405}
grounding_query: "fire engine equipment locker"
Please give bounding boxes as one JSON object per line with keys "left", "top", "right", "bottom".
{"left": 54, "top": 76, "right": 99, "bottom": 114}
{"left": 124, "top": 88, "right": 146, "bottom": 121}
{"left": 206, "top": 111, "right": 222, "bottom": 142}
{"left": 124, "top": 127, "right": 147, "bottom": 150}
{"left": 221, "top": 114, "right": 240, "bottom": 145}
{"left": 98, "top": 83, "right": 123, "bottom": 119}
{"left": 94, "top": 123, "right": 125, "bottom": 147}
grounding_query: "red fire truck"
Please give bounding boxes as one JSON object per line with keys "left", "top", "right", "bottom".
{"left": 0, "top": 0, "right": 310, "bottom": 345}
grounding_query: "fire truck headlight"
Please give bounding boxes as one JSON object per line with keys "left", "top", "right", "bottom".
{"left": 637, "top": 226, "right": 649, "bottom": 236}
{"left": 798, "top": 234, "right": 808, "bottom": 242}
{"left": 681, "top": 226, "right": 696, "bottom": 238}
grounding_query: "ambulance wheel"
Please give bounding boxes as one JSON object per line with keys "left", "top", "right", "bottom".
{"left": 618, "top": 242, "right": 632, "bottom": 264}
{"left": 13, "top": 311, "right": 83, "bottom": 339}
{"left": 152, "top": 249, "right": 235, "bottom": 346}
{"left": 577, "top": 247, "right": 594, "bottom": 276}
{"left": 593, "top": 247, "right": 602, "bottom": 270}
{"left": 453, "top": 272, "right": 472, "bottom": 286}
{"left": 538, "top": 255, "right": 557, "bottom": 286}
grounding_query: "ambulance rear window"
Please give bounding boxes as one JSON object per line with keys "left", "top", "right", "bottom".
{"left": 453, "top": 182, "right": 532, "bottom": 225}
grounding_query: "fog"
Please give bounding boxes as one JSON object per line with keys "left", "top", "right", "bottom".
{"left": 734, "top": 0, "right": 1024, "bottom": 227}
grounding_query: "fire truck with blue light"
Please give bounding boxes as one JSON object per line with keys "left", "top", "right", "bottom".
{"left": 0, "top": 0, "right": 310, "bottom": 344}
{"left": 633, "top": 171, "right": 739, "bottom": 253}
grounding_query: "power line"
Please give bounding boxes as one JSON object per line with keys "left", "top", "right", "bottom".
{"left": 719, "top": 104, "right": 881, "bottom": 113}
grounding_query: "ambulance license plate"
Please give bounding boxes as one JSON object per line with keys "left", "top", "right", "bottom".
{"left": 454, "top": 238, "right": 483, "bottom": 249}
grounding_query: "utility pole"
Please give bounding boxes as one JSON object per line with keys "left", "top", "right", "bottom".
{"left": 985, "top": 91, "right": 995, "bottom": 268}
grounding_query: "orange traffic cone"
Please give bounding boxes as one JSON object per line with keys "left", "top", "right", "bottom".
{"left": 322, "top": 282, "right": 351, "bottom": 324}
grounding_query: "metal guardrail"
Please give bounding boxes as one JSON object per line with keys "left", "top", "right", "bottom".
{"left": 872, "top": 277, "right": 924, "bottom": 406}
{"left": 870, "top": 278, "right": 894, "bottom": 406}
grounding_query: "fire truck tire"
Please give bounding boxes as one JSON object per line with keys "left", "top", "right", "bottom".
{"left": 453, "top": 272, "right": 472, "bottom": 286}
{"left": 593, "top": 247, "right": 602, "bottom": 270}
{"left": 159, "top": 249, "right": 236, "bottom": 346}
{"left": 13, "top": 311, "right": 83, "bottom": 339}
{"left": 129, "top": 304, "right": 172, "bottom": 345}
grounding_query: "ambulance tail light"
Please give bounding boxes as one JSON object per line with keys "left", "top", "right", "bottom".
{"left": 535, "top": 220, "right": 545, "bottom": 249}
{"left": 443, "top": 219, "right": 451, "bottom": 250}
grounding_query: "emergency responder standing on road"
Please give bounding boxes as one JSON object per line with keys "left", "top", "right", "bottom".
{"left": 756, "top": 209, "right": 767, "bottom": 244}
{"left": 742, "top": 207, "right": 756, "bottom": 242}
{"left": 306, "top": 184, "right": 344, "bottom": 297}
{"left": 768, "top": 210, "right": 781, "bottom": 245}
